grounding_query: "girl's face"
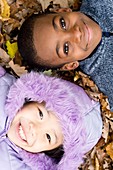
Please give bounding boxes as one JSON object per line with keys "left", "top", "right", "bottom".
{"left": 7, "top": 102, "right": 63, "bottom": 153}
{"left": 34, "top": 11, "right": 102, "bottom": 70}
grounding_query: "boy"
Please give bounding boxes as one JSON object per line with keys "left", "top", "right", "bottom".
{"left": 17, "top": 0, "right": 113, "bottom": 111}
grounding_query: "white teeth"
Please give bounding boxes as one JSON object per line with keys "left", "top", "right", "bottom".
{"left": 19, "top": 125, "right": 26, "bottom": 141}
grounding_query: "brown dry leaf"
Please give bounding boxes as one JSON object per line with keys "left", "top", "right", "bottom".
{"left": 106, "top": 142, "right": 113, "bottom": 160}
{"left": 96, "top": 149, "right": 106, "bottom": 165}
{"left": 69, "top": 0, "right": 82, "bottom": 10}
{"left": 109, "top": 119, "right": 113, "bottom": 131}
{"left": 9, "top": 3, "right": 19, "bottom": 17}
{"left": 95, "top": 156, "right": 100, "bottom": 170}
{"left": 8, "top": 60, "right": 27, "bottom": 76}
{"left": 16, "top": 0, "right": 39, "bottom": 8}
{"left": 99, "top": 94, "right": 110, "bottom": 112}
{"left": 38, "top": 0, "right": 69, "bottom": 11}
{"left": 102, "top": 119, "right": 109, "bottom": 143}
{"left": 103, "top": 160, "right": 109, "bottom": 169}
{"left": 0, "top": 47, "right": 10, "bottom": 65}
{"left": 3, "top": 18, "right": 20, "bottom": 35}
{"left": 8, "top": 0, "right": 42, "bottom": 22}
{"left": 7, "top": 0, "right": 15, "bottom": 5}
{"left": 0, "top": 33, "right": 4, "bottom": 47}
{"left": 77, "top": 71, "right": 99, "bottom": 92}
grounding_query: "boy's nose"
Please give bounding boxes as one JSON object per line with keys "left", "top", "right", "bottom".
{"left": 65, "top": 25, "right": 81, "bottom": 44}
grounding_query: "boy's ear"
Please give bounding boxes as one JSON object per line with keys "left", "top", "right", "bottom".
{"left": 53, "top": 8, "right": 72, "bottom": 13}
{"left": 60, "top": 61, "right": 79, "bottom": 71}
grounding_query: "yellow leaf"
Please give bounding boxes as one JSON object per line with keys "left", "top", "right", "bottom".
{"left": 43, "top": 69, "right": 52, "bottom": 76}
{"left": 6, "top": 41, "right": 18, "bottom": 59}
{"left": 0, "top": 0, "right": 10, "bottom": 18}
{"left": 106, "top": 142, "right": 113, "bottom": 160}
{"left": 74, "top": 71, "right": 80, "bottom": 81}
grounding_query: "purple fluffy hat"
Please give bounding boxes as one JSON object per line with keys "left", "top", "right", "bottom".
{"left": 5, "top": 71, "right": 97, "bottom": 170}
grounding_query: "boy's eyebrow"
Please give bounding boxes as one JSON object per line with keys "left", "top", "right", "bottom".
{"left": 56, "top": 43, "right": 61, "bottom": 58}
{"left": 52, "top": 16, "right": 62, "bottom": 59}
{"left": 52, "top": 16, "right": 58, "bottom": 30}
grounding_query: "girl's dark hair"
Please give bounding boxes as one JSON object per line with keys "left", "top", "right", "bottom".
{"left": 43, "top": 145, "right": 64, "bottom": 164}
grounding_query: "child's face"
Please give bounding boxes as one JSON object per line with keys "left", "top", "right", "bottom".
{"left": 7, "top": 102, "right": 63, "bottom": 153}
{"left": 34, "top": 11, "right": 102, "bottom": 70}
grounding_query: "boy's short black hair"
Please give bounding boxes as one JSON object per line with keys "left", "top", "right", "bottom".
{"left": 17, "top": 13, "right": 65, "bottom": 71}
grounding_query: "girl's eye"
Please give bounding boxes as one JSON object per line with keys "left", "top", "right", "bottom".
{"left": 46, "top": 133, "right": 51, "bottom": 143}
{"left": 39, "top": 109, "right": 43, "bottom": 120}
{"left": 64, "top": 42, "right": 69, "bottom": 55}
{"left": 60, "top": 17, "right": 66, "bottom": 30}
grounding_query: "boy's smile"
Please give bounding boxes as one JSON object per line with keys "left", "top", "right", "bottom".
{"left": 33, "top": 11, "right": 102, "bottom": 70}
{"left": 7, "top": 102, "right": 63, "bottom": 153}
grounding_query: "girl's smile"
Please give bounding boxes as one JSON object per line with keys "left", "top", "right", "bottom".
{"left": 7, "top": 102, "right": 63, "bottom": 153}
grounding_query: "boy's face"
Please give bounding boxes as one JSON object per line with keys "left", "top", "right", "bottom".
{"left": 34, "top": 11, "right": 102, "bottom": 70}
{"left": 7, "top": 102, "right": 63, "bottom": 153}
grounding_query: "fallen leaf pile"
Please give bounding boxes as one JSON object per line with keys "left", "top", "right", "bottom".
{"left": 0, "top": 0, "right": 113, "bottom": 169}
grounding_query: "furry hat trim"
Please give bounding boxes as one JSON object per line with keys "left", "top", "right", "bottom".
{"left": 5, "top": 72, "right": 97, "bottom": 170}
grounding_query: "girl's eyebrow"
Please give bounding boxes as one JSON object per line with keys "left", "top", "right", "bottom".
{"left": 38, "top": 107, "right": 42, "bottom": 115}
{"left": 54, "top": 130, "right": 58, "bottom": 144}
{"left": 36, "top": 106, "right": 43, "bottom": 116}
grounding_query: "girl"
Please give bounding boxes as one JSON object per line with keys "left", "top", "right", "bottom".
{"left": 0, "top": 66, "right": 102, "bottom": 170}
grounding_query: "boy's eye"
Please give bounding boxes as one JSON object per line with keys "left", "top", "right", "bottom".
{"left": 60, "top": 17, "right": 66, "bottom": 30}
{"left": 46, "top": 133, "right": 51, "bottom": 143}
{"left": 39, "top": 109, "right": 43, "bottom": 120}
{"left": 64, "top": 42, "right": 69, "bottom": 55}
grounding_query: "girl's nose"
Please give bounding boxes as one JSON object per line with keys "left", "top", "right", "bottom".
{"left": 28, "top": 122, "right": 37, "bottom": 142}
{"left": 28, "top": 122, "right": 44, "bottom": 141}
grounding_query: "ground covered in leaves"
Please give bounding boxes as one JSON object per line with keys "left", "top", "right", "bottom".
{"left": 0, "top": 0, "right": 113, "bottom": 169}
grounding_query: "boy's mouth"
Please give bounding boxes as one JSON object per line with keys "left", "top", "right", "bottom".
{"left": 83, "top": 21, "right": 90, "bottom": 50}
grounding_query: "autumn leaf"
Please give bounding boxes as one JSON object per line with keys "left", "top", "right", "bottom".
{"left": 1, "top": 0, "right": 113, "bottom": 169}
{"left": 8, "top": 60, "right": 27, "bottom": 76}
{"left": 38, "top": 0, "right": 68, "bottom": 11}
{"left": 6, "top": 41, "right": 18, "bottom": 59}
{"left": 95, "top": 156, "right": 100, "bottom": 170}
{"left": 74, "top": 71, "right": 80, "bottom": 81}
{"left": 0, "top": 47, "right": 10, "bottom": 65}
{"left": 0, "top": 0, "right": 10, "bottom": 19}
{"left": 43, "top": 69, "right": 52, "bottom": 76}
{"left": 106, "top": 142, "right": 113, "bottom": 160}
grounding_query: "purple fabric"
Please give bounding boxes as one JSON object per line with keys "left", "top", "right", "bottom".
{"left": 0, "top": 66, "right": 6, "bottom": 77}
{"left": 0, "top": 68, "right": 32, "bottom": 170}
{"left": 5, "top": 71, "right": 102, "bottom": 170}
